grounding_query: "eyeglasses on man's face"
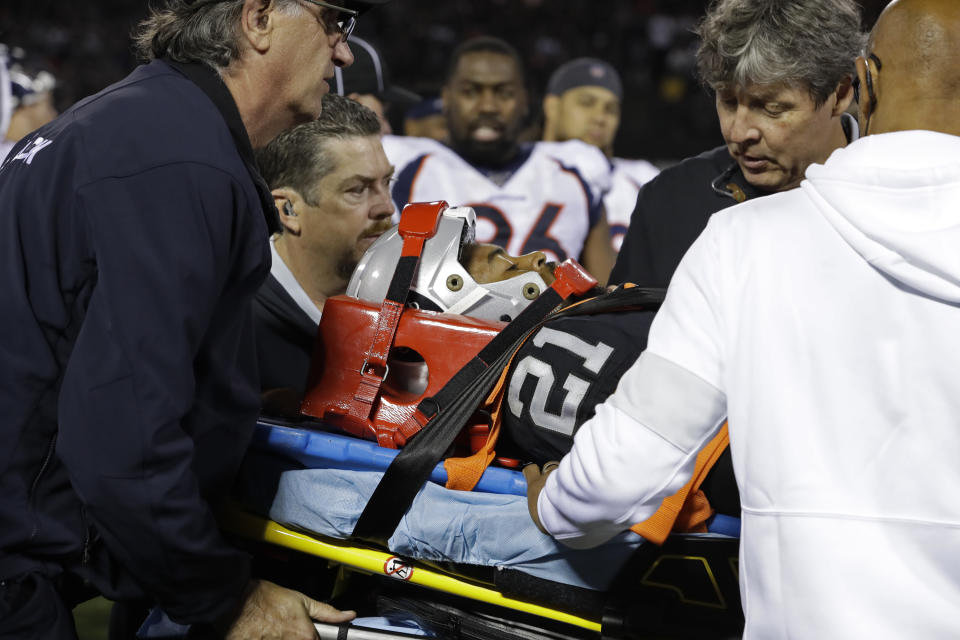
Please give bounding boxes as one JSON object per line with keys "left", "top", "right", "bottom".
{"left": 186, "top": 0, "right": 358, "bottom": 43}
{"left": 300, "top": 0, "right": 358, "bottom": 43}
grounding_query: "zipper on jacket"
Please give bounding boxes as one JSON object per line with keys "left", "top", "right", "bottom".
{"left": 711, "top": 162, "right": 747, "bottom": 202}
{"left": 27, "top": 432, "right": 58, "bottom": 540}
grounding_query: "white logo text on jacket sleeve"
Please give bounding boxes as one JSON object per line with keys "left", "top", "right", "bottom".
{"left": 13, "top": 136, "right": 54, "bottom": 165}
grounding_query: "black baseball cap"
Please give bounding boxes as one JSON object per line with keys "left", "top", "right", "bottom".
{"left": 335, "top": 36, "right": 421, "bottom": 105}
{"left": 546, "top": 57, "right": 623, "bottom": 101}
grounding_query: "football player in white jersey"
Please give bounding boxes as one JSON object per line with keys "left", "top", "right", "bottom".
{"left": 541, "top": 57, "right": 660, "bottom": 252}
{"left": 384, "top": 37, "right": 616, "bottom": 285}
{"left": 0, "top": 46, "right": 57, "bottom": 162}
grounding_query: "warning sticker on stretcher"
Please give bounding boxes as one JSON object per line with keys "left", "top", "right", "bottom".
{"left": 383, "top": 556, "right": 413, "bottom": 581}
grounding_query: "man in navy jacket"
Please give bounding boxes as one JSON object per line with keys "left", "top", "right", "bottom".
{"left": 0, "top": 0, "right": 388, "bottom": 637}
{"left": 609, "top": 0, "right": 863, "bottom": 288}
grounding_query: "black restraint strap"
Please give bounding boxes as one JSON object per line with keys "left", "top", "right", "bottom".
{"left": 352, "top": 288, "right": 564, "bottom": 542}
{"left": 351, "top": 285, "right": 665, "bottom": 543}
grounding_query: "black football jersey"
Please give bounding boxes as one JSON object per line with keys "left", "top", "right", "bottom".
{"left": 501, "top": 309, "right": 656, "bottom": 463}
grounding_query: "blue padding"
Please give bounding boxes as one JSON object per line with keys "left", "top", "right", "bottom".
{"left": 238, "top": 457, "right": 647, "bottom": 591}
{"left": 706, "top": 513, "right": 741, "bottom": 538}
{"left": 250, "top": 421, "right": 741, "bottom": 537}
{"left": 251, "top": 421, "right": 527, "bottom": 496}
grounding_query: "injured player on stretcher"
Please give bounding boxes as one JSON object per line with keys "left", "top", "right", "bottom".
{"left": 234, "top": 203, "right": 740, "bottom": 595}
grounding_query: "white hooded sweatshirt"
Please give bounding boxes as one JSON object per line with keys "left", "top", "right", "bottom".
{"left": 539, "top": 131, "right": 960, "bottom": 639}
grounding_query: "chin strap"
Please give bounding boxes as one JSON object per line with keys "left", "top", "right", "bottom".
{"left": 340, "top": 201, "right": 446, "bottom": 435}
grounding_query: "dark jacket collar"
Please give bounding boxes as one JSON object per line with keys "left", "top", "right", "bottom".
{"left": 711, "top": 156, "right": 763, "bottom": 204}
{"left": 163, "top": 58, "right": 281, "bottom": 235}
{"left": 257, "top": 273, "right": 318, "bottom": 339}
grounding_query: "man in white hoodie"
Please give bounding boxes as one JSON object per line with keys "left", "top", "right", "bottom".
{"left": 527, "top": 0, "right": 960, "bottom": 637}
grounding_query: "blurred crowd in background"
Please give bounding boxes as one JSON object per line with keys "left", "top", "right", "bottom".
{"left": 1, "top": 0, "right": 887, "bottom": 164}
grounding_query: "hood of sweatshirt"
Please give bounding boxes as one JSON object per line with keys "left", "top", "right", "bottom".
{"left": 802, "top": 130, "right": 960, "bottom": 303}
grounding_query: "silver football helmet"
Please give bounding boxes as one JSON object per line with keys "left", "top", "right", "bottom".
{"left": 346, "top": 206, "right": 550, "bottom": 322}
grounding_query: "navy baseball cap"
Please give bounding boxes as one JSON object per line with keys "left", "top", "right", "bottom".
{"left": 405, "top": 96, "right": 443, "bottom": 120}
{"left": 546, "top": 58, "right": 623, "bottom": 101}
{"left": 335, "top": 37, "right": 421, "bottom": 105}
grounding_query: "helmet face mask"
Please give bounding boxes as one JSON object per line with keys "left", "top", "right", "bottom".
{"left": 347, "top": 205, "right": 550, "bottom": 322}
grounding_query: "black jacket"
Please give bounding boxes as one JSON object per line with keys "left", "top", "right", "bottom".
{"left": 253, "top": 273, "right": 318, "bottom": 396}
{"left": 608, "top": 145, "right": 761, "bottom": 288}
{"left": 0, "top": 60, "right": 278, "bottom": 626}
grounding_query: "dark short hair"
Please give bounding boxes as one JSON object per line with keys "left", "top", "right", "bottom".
{"left": 444, "top": 36, "right": 525, "bottom": 86}
{"left": 695, "top": 0, "right": 866, "bottom": 106}
{"left": 256, "top": 94, "right": 382, "bottom": 205}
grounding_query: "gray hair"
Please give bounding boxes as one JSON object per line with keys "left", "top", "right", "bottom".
{"left": 134, "top": 0, "right": 302, "bottom": 69}
{"left": 256, "top": 94, "right": 383, "bottom": 205}
{"left": 695, "top": 0, "right": 867, "bottom": 105}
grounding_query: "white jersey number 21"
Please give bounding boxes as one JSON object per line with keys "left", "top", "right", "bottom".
{"left": 507, "top": 327, "right": 614, "bottom": 435}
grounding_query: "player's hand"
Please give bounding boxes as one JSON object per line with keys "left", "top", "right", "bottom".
{"left": 225, "top": 579, "right": 355, "bottom": 640}
{"left": 523, "top": 461, "right": 560, "bottom": 535}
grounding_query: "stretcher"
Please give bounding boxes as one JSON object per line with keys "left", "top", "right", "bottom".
{"left": 217, "top": 202, "right": 745, "bottom": 638}
{"left": 220, "top": 417, "right": 745, "bottom": 639}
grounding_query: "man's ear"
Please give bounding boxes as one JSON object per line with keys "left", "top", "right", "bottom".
{"left": 273, "top": 188, "right": 302, "bottom": 235}
{"left": 440, "top": 86, "right": 450, "bottom": 118}
{"left": 831, "top": 74, "right": 855, "bottom": 117}
{"left": 542, "top": 95, "right": 559, "bottom": 132}
{"left": 239, "top": 0, "right": 276, "bottom": 54}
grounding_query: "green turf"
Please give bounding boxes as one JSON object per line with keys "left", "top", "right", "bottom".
{"left": 73, "top": 597, "right": 112, "bottom": 640}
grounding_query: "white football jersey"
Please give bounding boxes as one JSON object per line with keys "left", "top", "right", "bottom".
{"left": 384, "top": 136, "right": 610, "bottom": 263}
{"left": 606, "top": 157, "right": 660, "bottom": 252}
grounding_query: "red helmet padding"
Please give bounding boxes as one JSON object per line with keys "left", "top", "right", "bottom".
{"left": 301, "top": 295, "right": 505, "bottom": 448}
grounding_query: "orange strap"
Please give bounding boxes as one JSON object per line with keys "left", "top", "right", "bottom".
{"left": 629, "top": 423, "right": 730, "bottom": 545}
{"left": 442, "top": 341, "right": 520, "bottom": 491}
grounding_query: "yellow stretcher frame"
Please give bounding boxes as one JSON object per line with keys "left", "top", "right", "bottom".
{"left": 220, "top": 508, "right": 602, "bottom": 633}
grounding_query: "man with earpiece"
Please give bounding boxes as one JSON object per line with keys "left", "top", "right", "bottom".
{"left": 253, "top": 93, "right": 396, "bottom": 398}
{"left": 253, "top": 93, "right": 563, "bottom": 402}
